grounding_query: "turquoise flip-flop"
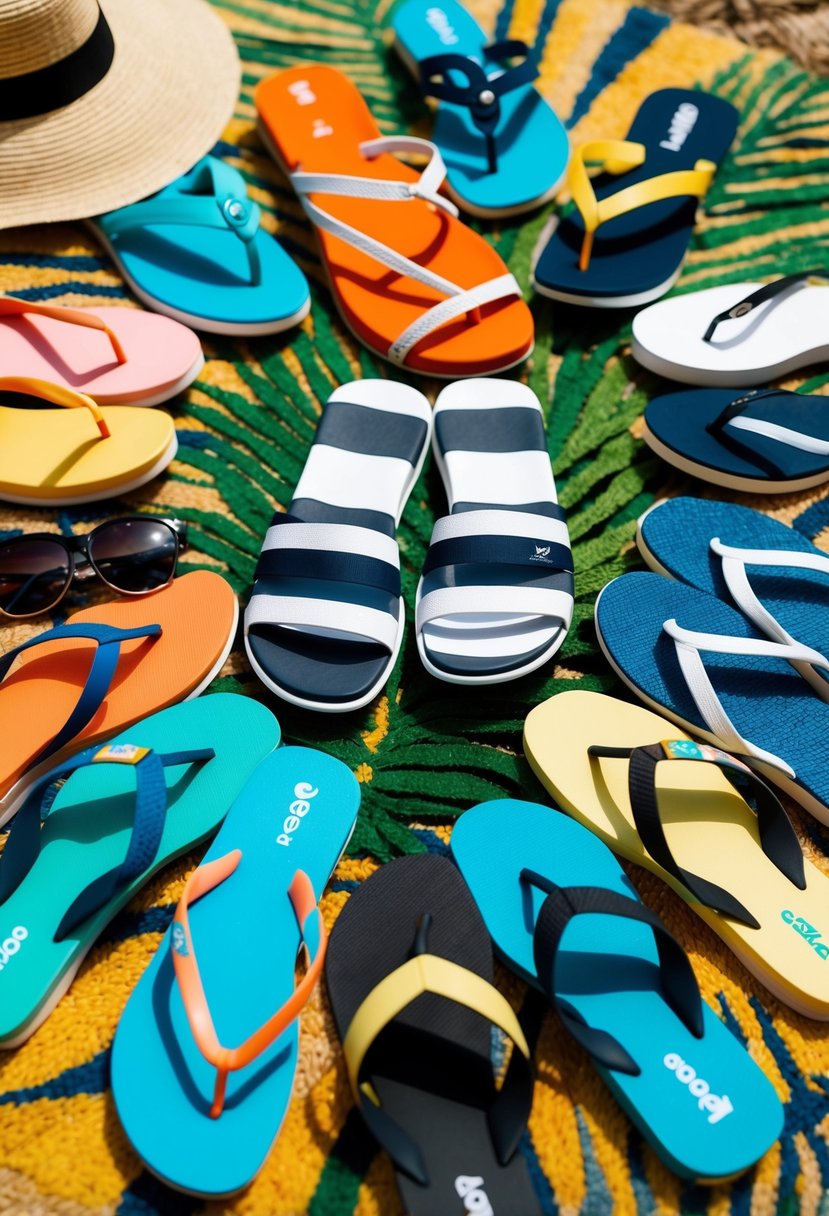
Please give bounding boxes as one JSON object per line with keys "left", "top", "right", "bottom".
{"left": 92, "top": 156, "right": 311, "bottom": 335}
{"left": 112, "top": 745, "right": 360, "bottom": 1198}
{"left": 451, "top": 800, "right": 783, "bottom": 1181}
{"left": 392, "top": 0, "right": 568, "bottom": 217}
{"left": 0, "top": 693, "right": 280, "bottom": 1048}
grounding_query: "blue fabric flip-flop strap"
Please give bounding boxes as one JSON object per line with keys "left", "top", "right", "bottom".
{"left": 588, "top": 740, "right": 805, "bottom": 929}
{"left": 0, "top": 621, "right": 162, "bottom": 768}
{"left": 703, "top": 268, "right": 829, "bottom": 342}
{"left": 419, "top": 41, "right": 538, "bottom": 173}
{"left": 0, "top": 743, "right": 215, "bottom": 939}
{"left": 98, "top": 157, "right": 262, "bottom": 286}
{"left": 521, "top": 870, "right": 704, "bottom": 1074}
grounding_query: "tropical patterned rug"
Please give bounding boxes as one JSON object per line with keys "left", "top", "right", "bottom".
{"left": 1, "top": 0, "right": 829, "bottom": 1212}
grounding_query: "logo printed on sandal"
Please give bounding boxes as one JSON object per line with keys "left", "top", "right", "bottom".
{"left": 781, "top": 910, "right": 829, "bottom": 959}
{"left": 93, "top": 743, "right": 150, "bottom": 765}
{"left": 530, "top": 544, "right": 552, "bottom": 562}
{"left": 288, "top": 79, "right": 317, "bottom": 106}
{"left": 0, "top": 926, "right": 28, "bottom": 973}
{"left": 660, "top": 102, "right": 699, "bottom": 151}
{"left": 277, "top": 782, "right": 320, "bottom": 846}
{"left": 426, "top": 7, "right": 459, "bottom": 44}
{"left": 663, "top": 1052, "right": 733, "bottom": 1123}
{"left": 454, "top": 1176, "right": 494, "bottom": 1215}
{"left": 171, "top": 922, "right": 188, "bottom": 957}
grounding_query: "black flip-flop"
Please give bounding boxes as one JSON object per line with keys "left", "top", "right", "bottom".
{"left": 326, "top": 854, "right": 542, "bottom": 1216}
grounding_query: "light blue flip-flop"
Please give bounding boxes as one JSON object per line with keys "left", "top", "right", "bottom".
{"left": 392, "top": 0, "right": 568, "bottom": 217}
{"left": 92, "top": 156, "right": 310, "bottom": 335}
{"left": 638, "top": 498, "right": 829, "bottom": 699}
{"left": 112, "top": 745, "right": 360, "bottom": 1198}
{"left": 0, "top": 693, "right": 280, "bottom": 1049}
{"left": 595, "top": 571, "right": 829, "bottom": 823}
{"left": 451, "top": 800, "right": 783, "bottom": 1181}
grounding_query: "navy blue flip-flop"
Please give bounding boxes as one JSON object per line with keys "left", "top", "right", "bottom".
{"left": 643, "top": 387, "right": 829, "bottom": 492}
{"left": 637, "top": 497, "right": 829, "bottom": 698}
{"left": 595, "top": 571, "right": 829, "bottom": 824}
{"left": 533, "top": 89, "right": 738, "bottom": 308}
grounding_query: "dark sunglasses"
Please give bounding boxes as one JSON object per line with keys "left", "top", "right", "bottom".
{"left": 0, "top": 516, "right": 187, "bottom": 619}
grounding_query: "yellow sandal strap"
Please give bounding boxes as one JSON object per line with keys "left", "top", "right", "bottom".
{"left": 0, "top": 296, "right": 127, "bottom": 364}
{"left": 569, "top": 139, "right": 716, "bottom": 271}
{"left": 0, "top": 376, "right": 110, "bottom": 438}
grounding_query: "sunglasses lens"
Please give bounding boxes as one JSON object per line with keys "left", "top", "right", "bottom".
{"left": 0, "top": 539, "right": 71, "bottom": 617}
{"left": 89, "top": 520, "right": 178, "bottom": 594}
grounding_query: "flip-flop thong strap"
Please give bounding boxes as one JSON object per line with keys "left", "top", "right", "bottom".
{"left": 522, "top": 870, "right": 704, "bottom": 1072}
{"left": 341, "top": 930, "right": 532, "bottom": 1184}
{"left": 702, "top": 268, "right": 829, "bottom": 342}
{"left": 0, "top": 619, "right": 161, "bottom": 768}
{"left": 0, "top": 744, "right": 214, "bottom": 931}
{"left": 171, "top": 858, "right": 326, "bottom": 1119}
{"left": 0, "top": 297, "right": 127, "bottom": 364}
{"left": 569, "top": 139, "right": 715, "bottom": 271}
{"left": 0, "top": 376, "right": 110, "bottom": 437}
{"left": 587, "top": 740, "right": 805, "bottom": 927}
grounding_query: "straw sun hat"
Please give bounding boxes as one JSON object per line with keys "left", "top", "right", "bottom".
{"left": 0, "top": 0, "right": 240, "bottom": 229}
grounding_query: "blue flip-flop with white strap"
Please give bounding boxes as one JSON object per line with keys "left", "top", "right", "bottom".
{"left": 112, "top": 745, "right": 360, "bottom": 1198}
{"left": 244, "top": 379, "right": 432, "bottom": 713}
{"left": 416, "top": 379, "right": 573, "bottom": 684}
{"left": 637, "top": 496, "right": 829, "bottom": 698}
{"left": 392, "top": 0, "right": 568, "bottom": 218}
{"left": 451, "top": 800, "right": 783, "bottom": 1180}
{"left": 642, "top": 388, "right": 829, "bottom": 493}
{"left": 0, "top": 693, "right": 280, "bottom": 1048}
{"left": 595, "top": 571, "right": 829, "bottom": 824}
{"left": 92, "top": 156, "right": 310, "bottom": 335}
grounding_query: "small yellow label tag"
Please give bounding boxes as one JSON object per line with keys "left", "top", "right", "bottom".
{"left": 93, "top": 743, "right": 150, "bottom": 765}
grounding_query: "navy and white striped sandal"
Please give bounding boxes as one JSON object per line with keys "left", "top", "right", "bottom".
{"left": 244, "top": 379, "right": 432, "bottom": 712}
{"left": 415, "top": 379, "right": 573, "bottom": 684}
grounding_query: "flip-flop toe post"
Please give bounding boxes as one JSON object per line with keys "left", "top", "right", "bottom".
{"left": 326, "top": 854, "right": 543, "bottom": 1216}
{"left": 642, "top": 387, "right": 829, "bottom": 493}
{"left": 93, "top": 156, "right": 310, "bottom": 336}
{"left": 392, "top": 0, "right": 569, "bottom": 218}
{"left": 0, "top": 377, "right": 177, "bottom": 505}
{"left": 533, "top": 89, "right": 738, "bottom": 307}
{"left": 416, "top": 378, "right": 573, "bottom": 684}
{"left": 595, "top": 572, "right": 829, "bottom": 823}
{"left": 0, "top": 569, "right": 238, "bottom": 825}
{"left": 525, "top": 690, "right": 829, "bottom": 1020}
{"left": 0, "top": 693, "right": 281, "bottom": 1048}
{"left": 0, "top": 296, "right": 203, "bottom": 407}
{"left": 632, "top": 270, "right": 829, "bottom": 384}
{"left": 451, "top": 801, "right": 783, "bottom": 1180}
{"left": 245, "top": 378, "right": 432, "bottom": 712}
{"left": 255, "top": 65, "right": 534, "bottom": 377}
{"left": 112, "top": 745, "right": 360, "bottom": 1197}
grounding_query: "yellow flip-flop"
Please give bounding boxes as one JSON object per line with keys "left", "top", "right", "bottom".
{"left": 0, "top": 377, "right": 177, "bottom": 505}
{"left": 524, "top": 689, "right": 829, "bottom": 1020}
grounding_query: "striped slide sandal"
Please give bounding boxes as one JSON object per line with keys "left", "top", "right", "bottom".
{"left": 244, "top": 379, "right": 432, "bottom": 713}
{"left": 415, "top": 379, "right": 573, "bottom": 684}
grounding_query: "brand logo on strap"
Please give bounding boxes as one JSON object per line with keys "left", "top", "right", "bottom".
{"left": 529, "top": 544, "right": 552, "bottom": 562}
{"left": 781, "top": 910, "right": 829, "bottom": 959}
{"left": 171, "top": 922, "right": 188, "bottom": 957}
{"left": 0, "top": 926, "right": 28, "bottom": 973}
{"left": 660, "top": 102, "right": 699, "bottom": 151}
{"left": 426, "top": 7, "right": 459, "bottom": 44}
{"left": 663, "top": 1052, "right": 733, "bottom": 1123}
{"left": 454, "top": 1176, "right": 494, "bottom": 1214}
{"left": 93, "top": 743, "right": 150, "bottom": 765}
{"left": 277, "top": 782, "right": 319, "bottom": 847}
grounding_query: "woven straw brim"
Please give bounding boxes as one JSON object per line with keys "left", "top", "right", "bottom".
{"left": 0, "top": 0, "right": 240, "bottom": 230}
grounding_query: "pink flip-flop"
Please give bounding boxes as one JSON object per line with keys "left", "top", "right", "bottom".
{"left": 0, "top": 298, "right": 204, "bottom": 407}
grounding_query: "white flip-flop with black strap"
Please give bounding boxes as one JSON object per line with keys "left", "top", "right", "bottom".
{"left": 244, "top": 379, "right": 431, "bottom": 713}
{"left": 416, "top": 379, "right": 573, "bottom": 684}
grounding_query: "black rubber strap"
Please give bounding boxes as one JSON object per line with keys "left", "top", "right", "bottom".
{"left": 588, "top": 742, "right": 805, "bottom": 928}
{"left": 704, "top": 389, "right": 790, "bottom": 479}
{"left": 703, "top": 269, "right": 829, "bottom": 342}
{"left": 524, "top": 871, "right": 704, "bottom": 1075}
{"left": 0, "top": 6, "right": 115, "bottom": 122}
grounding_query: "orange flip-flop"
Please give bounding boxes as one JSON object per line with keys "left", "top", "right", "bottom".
{"left": 256, "top": 66, "right": 534, "bottom": 378}
{"left": 0, "top": 570, "right": 237, "bottom": 826}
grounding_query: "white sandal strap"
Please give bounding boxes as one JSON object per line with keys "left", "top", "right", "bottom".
{"left": 726, "top": 415, "right": 829, "bottom": 455}
{"left": 389, "top": 273, "right": 522, "bottom": 365}
{"left": 417, "top": 584, "right": 572, "bottom": 632}
{"left": 246, "top": 592, "right": 400, "bottom": 651}
{"left": 429, "top": 509, "right": 568, "bottom": 546}
{"left": 292, "top": 137, "right": 458, "bottom": 216}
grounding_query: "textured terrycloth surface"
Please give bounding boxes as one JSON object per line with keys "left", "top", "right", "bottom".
{"left": 1, "top": 1, "right": 829, "bottom": 1214}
